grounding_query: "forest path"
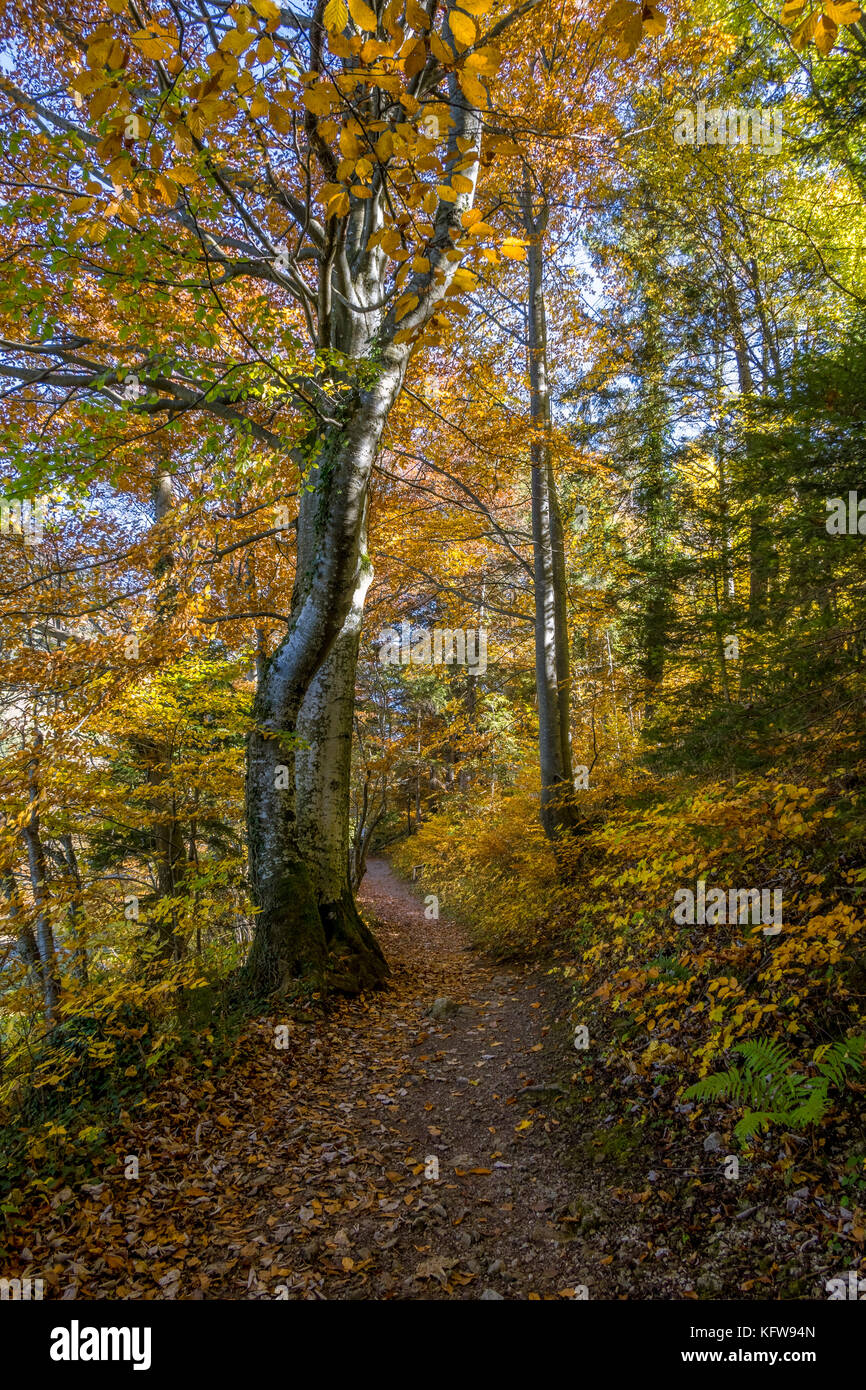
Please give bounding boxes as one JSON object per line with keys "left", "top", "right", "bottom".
{"left": 19, "top": 857, "right": 598, "bottom": 1301}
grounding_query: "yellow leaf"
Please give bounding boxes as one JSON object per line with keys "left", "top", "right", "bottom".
{"left": 406, "top": 0, "right": 431, "bottom": 27}
{"left": 154, "top": 173, "right": 179, "bottom": 206}
{"left": 814, "top": 12, "right": 838, "bottom": 47}
{"left": 250, "top": 0, "right": 281, "bottom": 18}
{"left": 303, "top": 84, "right": 333, "bottom": 116}
{"left": 87, "top": 39, "right": 112, "bottom": 68}
{"left": 500, "top": 236, "right": 526, "bottom": 260}
{"left": 430, "top": 32, "right": 454, "bottom": 62}
{"left": 348, "top": 0, "right": 379, "bottom": 31}
{"left": 221, "top": 28, "right": 253, "bottom": 54}
{"left": 824, "top": 0, "right": 861, "bottom": 19}
{"left": 515, "top": 1118, "right": 532, "bottom": 1131}
{"left": 395, "top": 292, "right": 419, "bottom": 320}
{"left": 603, "top": 0, "right": 639, "bottom": 26}
{"left": 89, "top": 87, "right": 119, "bottom": 121}
{"left": 403, "top": 34, "right": 427, "bottom": 75}
{"left": 340, "top": 127, "right": 364, "bottom": 158}
{"left": 436, "top": 182, "right": 458, "bottom": 202}
{"left": 465, "top": 44, "right": 501, "bottom": 73}
{"left": 324, "top": 0, "right": 350, "bottom": 30}
{"left": 250, "top": 89, "right": 269, "bottom": 119}
{"left": 380, "top": 228, "right": 403, "bottom": 254}
{"left": 457, "top": 71, "right": 487, "bottom": 106}
{"left": 326, "top": 189, "right": 350, "bottom": 218}
{"left": 131, "top": 28, "right": 176, "bottom": 61}
{"left": 257, "top": 36, "right": 275, "bottom": 61}
{"left": 375, "top": 130, "right": 395, "bottom": 159}
{"left": 451, "top": 267, "right": 478, "bottom": 290}
{"left": 459, "top": 0, "right": 493, "bottom": 11}
{"left": 167, "top": 164, "right": 199, "bottom": 186}
{"left": 449, "top": 10, "right": 477, "bottom": 46}
{"left": 68, "top": 195, "right": 94, "bottom": 213}
{"left": 642, "top": 7, "right": 666, "bottom": 35}
{"left": 615, "top": 13, "right": 643, "bottom": 55}
{"left": 792, "top": 10, "right": 818, "bottom": 45}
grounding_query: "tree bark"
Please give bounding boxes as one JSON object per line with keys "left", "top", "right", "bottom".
{"left": 21, "top": 735, "right": 61, "bottom": 1025}
{"left": 243, "top": 357, "right": 407, "bottom": 994}
{"left": 294, "top": 502, "right": 387, "bottom": 991}
{"left": 59, "top": 833, "right": 88, "bottom": 987}
{"left": 522, "top": 188, "right": 576, "bottom": 837}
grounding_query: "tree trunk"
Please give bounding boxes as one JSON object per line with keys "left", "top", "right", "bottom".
{"left": 523, "top": 190, "right": 576, "bottom": 837}
{"left": 243, "top": 79, "right": 486, "bottom": 994}
{"left": 21, "top": 735, "right": 61, "bottom": 1025}
{"left": 59, "top": 833, "right": 88, "bottom": 987}
{"left": 1, "top": 867, "right": 40, "bottom": 978}
{"left": 244, "top": 357, "right": 407, "bottom": 995}
{"left": 294, "top": 503, "right": 387, "bottom": 992}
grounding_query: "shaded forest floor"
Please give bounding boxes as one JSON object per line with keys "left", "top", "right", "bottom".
{"left": 6, "top": 860, "right": 860, "bottom": 1300}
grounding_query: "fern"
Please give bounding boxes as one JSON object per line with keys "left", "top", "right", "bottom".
{"left": 683, "top": 1035, "right": 865, "bottom": 1140}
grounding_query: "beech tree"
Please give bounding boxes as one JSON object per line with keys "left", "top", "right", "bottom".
{"left": 0, "top": 0, "right": 553, "bottom": 993}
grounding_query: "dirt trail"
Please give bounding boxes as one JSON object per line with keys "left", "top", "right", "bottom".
{"left": 342, "top": 857, "right": 588, "bottom": 1298}
{"left": 16, "top": 858, "right": 598, "bottom": 1301}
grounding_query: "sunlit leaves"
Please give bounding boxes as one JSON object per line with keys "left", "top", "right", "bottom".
{"left": 782, "top": 0, "right": 862, "bottom": 50}
{"left": 824, "top": 0, "right": 862, "bottom": 17}
{"left": 601, "top": 0, "right": 666, "bottom": 56}
{"left": 500, "top": 237, "right": 527, "bottom": 261}
{"left": 348, "top": 0, "right": 379, "bottom": 31}
{"left": 457, "top": 70, "right": 488, "bottom": 105}
{"left": 130, "top": 25, "right": 176, "bottom": 62}
{"left": 449, "top": 10, "right": 478, "bottom": 47}
{"left": 324, "top": 0, "right": 350, "bottom": 30}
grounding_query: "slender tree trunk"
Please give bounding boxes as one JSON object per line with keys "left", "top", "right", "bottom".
{"left": 1, "top": 868, "right": 40, "bottom": 977}
{"left": 136, "top": 465, "right": 186, "bottom": 962}
{"left": 523, "top": 188, "right": 576, "bottom": 837}
{"left": 59, "top": 833, "right": 88, "bottom": 987}
{"left": 349, "top": 771, "right": 374, "bottom": 892}
{"left": 21, "top": 735, "right": 60, "bottom": 1025}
